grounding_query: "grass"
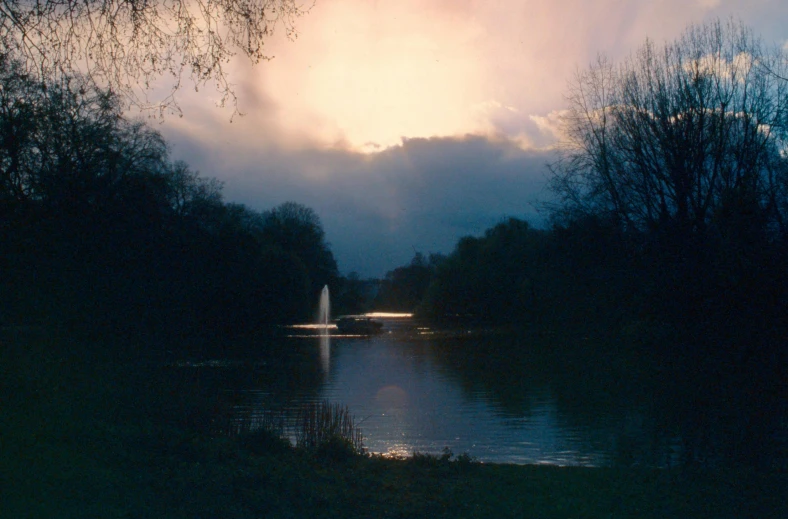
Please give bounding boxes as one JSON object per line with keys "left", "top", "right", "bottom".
{"left": 2, "top": 328, "right": 787, "bottom": 518}
{"left": 294, "top": 400, "right": 364, "bottom": 455}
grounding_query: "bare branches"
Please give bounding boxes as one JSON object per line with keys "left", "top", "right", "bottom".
{"left": 0, "top": 0, "right": 311, "bottom": 116}
{"left": 550, "top": 19, "right": 788, "bottom": 236}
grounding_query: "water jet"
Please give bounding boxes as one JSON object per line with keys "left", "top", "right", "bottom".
{"left": 318, "top": 285, "right": 330, "bottom": 329}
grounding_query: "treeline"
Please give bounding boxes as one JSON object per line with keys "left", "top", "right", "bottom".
{"left": 385, "top": 21, "right": 788, "bottom": 369}
{"left": 373, "top": 253, "right": 445, "bottom": 312}
{"left": 415, "top": 215, "right": 787, "bottom": 355}
{"left": 0, "top": 55, "right": 339, "bottom": 342}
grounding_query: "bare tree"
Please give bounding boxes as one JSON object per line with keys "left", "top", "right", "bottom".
{"left": 550, "top": 19, "right": 788, "bottom": 238}
{"left": 0, "top": 0, "right": 311, "bottom": 116}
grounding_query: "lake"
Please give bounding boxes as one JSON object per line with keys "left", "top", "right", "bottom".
{"left": 174, "top": 315, "right": 786, "bottom": 468}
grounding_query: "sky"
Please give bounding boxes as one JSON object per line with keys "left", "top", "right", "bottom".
{"left": 155, "top": 0, "right": 788, "bottom": 278}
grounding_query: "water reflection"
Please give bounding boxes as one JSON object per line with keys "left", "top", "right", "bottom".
{"left": 210, "top": 317, "right": 786, "bottom": 467}
{"left": 319, "top": 331, "right": 330, "bottom": 375}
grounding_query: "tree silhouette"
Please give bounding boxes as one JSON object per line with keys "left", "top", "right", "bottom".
{"left": 550, "top": 19, "right": 788, "bottom": 239}
{"left": 0, "top": 65, "right": 333, "bottom": 335}
{"left": 262, "top": 201, "right": 338, "bottom": 297}
{"left": 0, "top": 56, "right": 169, "bottom": 211}
{"left": 0, "top": 0, "right": 310, "bottom": 115}
{"left": 375, "top": 252, "right": 443, "bottom": 312}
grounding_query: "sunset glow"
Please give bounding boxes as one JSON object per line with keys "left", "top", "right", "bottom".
{"left": 258, "top": 0, "right": 492, "bottom": 150}
{"left": 159, "top": 0, "right": 788, "bottom": 276}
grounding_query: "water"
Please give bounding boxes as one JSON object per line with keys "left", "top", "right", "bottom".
{"left": 213, "top": 316, "right": 785, "bottom": 468}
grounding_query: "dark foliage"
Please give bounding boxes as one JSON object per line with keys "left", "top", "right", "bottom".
{"left": 374, "top": 252, "right": 444, "bottom": 312}
{"left": 331, "top": 272, "right": 380, "bottom": 316}
{"left": 419, "top": 218, "right": 544, "bottom": 323}
{"left": 0, "top": 59, "right": 336, "bottom": 345}
{"left": 415, "top": 21, "right": 788, "bottom": 375}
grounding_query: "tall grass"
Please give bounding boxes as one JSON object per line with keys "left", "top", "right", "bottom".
{"left": 295, "top": 400, "right": 364, "bottom": 454}
{"left": 231, "top": 408, "right": 286, "bottom": 438}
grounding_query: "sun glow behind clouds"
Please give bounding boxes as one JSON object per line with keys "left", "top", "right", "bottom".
{"left": 164, "top": 0, "right": 788, "bottom": 158}
{"left": 248, "top": 0, "right": 724, "bottom": 153}
{"left": 258, "top": 0, "right": 496, "bottom": 151}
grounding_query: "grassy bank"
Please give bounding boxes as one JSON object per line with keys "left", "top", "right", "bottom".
{"left": 2, "top": 329, "right": 786, "bottom": 518}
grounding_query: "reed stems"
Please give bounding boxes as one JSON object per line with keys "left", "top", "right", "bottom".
{"left": 294, "top": 400, "right": 364, "bottom": 453}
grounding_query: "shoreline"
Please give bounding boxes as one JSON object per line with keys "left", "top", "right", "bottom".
{"left": 3, "top": 330, "right": 786, "bottom": 518}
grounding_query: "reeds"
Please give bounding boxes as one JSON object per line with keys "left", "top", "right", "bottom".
{"left": 294, "top": 400, "right": 364, "bottom": 454}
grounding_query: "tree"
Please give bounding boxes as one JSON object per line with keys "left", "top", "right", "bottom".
{"left": 549, "top": 19, "right": 788, "bottom": 239}
{"left": 419, "top": 218, "right": 543, "bottom": 322}
{"left": 164, "top": 161, "right": 223, "bottom": 218}
{"left": 374, "top": 252, "right": 443, "bottom": 312}
{"left": 0, "top": 0, "right": 310, "bottom": 115}
{"left": 0, "top": 63, "right": 339, "bottom": 333}
{"left": 262, "top": 201, "right": 338, "bottom": 296}
{"left": 0, "top": 56, "right": 171, "bottom": 213}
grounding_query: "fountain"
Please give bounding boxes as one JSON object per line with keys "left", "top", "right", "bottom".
{"left": 318, "top": 285, "right": 330, "bottom": 328}
{"left": 318, "top": 285, "right": 331, "bottom": 374}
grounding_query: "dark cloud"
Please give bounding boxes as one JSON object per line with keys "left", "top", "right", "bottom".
{"left": 165, "top": 130, "right": 555, "bottom": 277}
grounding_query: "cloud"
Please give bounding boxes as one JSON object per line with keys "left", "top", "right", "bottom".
{"left": 528, "top": 110, "right": 568, "bottom": 145}
{"left": 164, "top": 0, "right": 788, "bottom": 155}
{"left": 153, "top": 0, "right": 788, "bottom": 277}
{"left": 164, "top": 128, "right": 554, "bottom": 277}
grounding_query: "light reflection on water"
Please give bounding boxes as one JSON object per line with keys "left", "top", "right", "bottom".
{"left": 193, "top": 316, "right": 782, "bottom": 468}
{"left": 223, "top": 317, "right": 634, "bottom": 466}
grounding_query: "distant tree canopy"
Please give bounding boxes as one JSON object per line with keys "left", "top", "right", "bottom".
{"left": 0, "top": 0, "right": 310, "bottom": 114}
{"left": 374, "top": 252, "right": 444, "bottom": 312}
{"left": 550, "top": 19, "right": 788, "bottom": 240}
{"left": 419, "top": 219, "right": 544, "bottom": 322}
{"left": 261, "top": 201, "right": 339, "bottom": 297}
{"left": 332, "top": 271, "right": 379, "bottom": 316}
{"left": 0, "top": 63, "right": 334, "bottom": 340}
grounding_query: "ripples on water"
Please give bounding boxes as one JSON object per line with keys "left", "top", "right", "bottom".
{"left": 175, "top": 315, "right": 784, "bottom": 468}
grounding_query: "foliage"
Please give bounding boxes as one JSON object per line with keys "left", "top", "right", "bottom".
{"left": 409, "top": 448, "right": 477, "bottom": 469}
{"left": 0, "top": 0, "right": 310, "bottom": 115}
{"left": 332, "top": 271, "right": 379, "bottom": 315}
{"left": 545, "top": 19, "right": 788, "bottom": 361}
{"left": 418, "top": 218, "right": 545, "bottom": 322}
{"left": 261, "top": 201, "right": 339, "bottom": 299}
{"left": 0, "top": 57, "right": 167, "bottom": 210}
{"left": 374, "top": 252, "right": 444, "bottom": 312}
{"left": 0, "top": 65, "right": 332, "bottom": 338}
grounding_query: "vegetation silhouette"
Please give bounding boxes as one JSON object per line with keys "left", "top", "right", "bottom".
{"left": 374, "top": 252, "right": 444, "bottom": 312}
{"left": 0, "top": 0, "right": 309, "bottom": 115}
{"left": 398, "top": 21, "right": 788, "bottom": 470}
{"left": 0, "top": 54, "right": 337, "bottom": 347}
{"left": 416, "top": 20, "right": 787, "bottom": 371}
